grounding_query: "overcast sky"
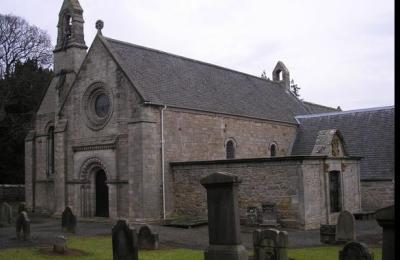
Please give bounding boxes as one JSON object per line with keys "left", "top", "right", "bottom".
{"left": 2, "top": 0, "right": 394, "bottom": 110}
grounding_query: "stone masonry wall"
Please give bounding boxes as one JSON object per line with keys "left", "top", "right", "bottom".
{"left": 361, "top": 181, "right": 394, "bottom": 211}
{"left": 171, "top": 158, "right": 308, "bottom": 228}
{"left": 163, "top": 108, "right": 298, "bottom": 216}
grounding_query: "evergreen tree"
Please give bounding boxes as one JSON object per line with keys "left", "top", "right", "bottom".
{"left": 290, "top": 79, "right": 301, "bottom": 98}
{"left": 260, "top": 70, "right": 269, "bottom": 80}
{"left": 0, "top": 59, "right": 52, "bottom": 184}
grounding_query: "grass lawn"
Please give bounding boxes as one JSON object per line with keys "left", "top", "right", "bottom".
{"left": 0, "top": 236, "right": 381, "bottom": 260}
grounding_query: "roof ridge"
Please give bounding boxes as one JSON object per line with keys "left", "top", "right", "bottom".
{"left": 303, "top": 100, "right": 338, "bottom": 110}
{"left": 296, "top": 105, "right": 394, "bottom": 119}
{"left": 104, "top": 36, "right": 279, "bottom": 86}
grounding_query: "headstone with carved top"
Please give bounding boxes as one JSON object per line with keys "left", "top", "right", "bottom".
{"left": 112, "top": 219, "right": 139, "bottom": 260}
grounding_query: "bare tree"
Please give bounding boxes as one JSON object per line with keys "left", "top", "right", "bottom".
{"left": 0, "top": 14, "right": 53, "bottom": 78}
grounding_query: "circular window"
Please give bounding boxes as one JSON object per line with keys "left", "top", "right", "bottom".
{"left": 82, "top": 83, "right": 113, "bottom": 130}
{"left": 95, "top": 94, "right": 110, "bottom": 118}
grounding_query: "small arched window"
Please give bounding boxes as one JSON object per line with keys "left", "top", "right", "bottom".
{"left": 270, "top": 143, "right": 277, "bottom": 157}
{"left": 47, "top": 126, "right": 55, "bottom": 175}
{"left": 64, "top": 15, "right": 72, "bottom": 39}
{"left": 226, "top": 140, "right": 235, "bottom": 159}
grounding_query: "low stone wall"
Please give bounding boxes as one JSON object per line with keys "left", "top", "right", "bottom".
{"left": 361, "top": 180, "right": 394, "bottom": 211}
{"left": 170, "top": 157, "right": 321, "bottom": 228}
{"left": 0, "top": 184, "right": 25, "bottom": 201}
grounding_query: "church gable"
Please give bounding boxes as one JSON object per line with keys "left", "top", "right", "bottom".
{"left": 311, "top": 129, "right": 346, "bottom": 157}
{"left": 60, "top": 34, "right": 142, "bottom": 136}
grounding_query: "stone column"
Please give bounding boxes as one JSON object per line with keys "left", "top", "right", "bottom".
{"left": 375, "top": 205, "right": 394, "bottom": 260}
{"left": 200, "top": 172, "right": 248, "bottom": 260}
{"left": 24, "top": 131, "right": 36, "bottom": 211}
{"left": 107, "top": 182, "right": 118, "bottom": 220}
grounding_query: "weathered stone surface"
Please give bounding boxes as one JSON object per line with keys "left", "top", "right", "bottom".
{"left": 62, "top": 206, "right": 77, "bottom": 233}
{"left": 16, "top": 211, "right": 30, "bottom": 240}
{"left": 335, "top": 210, "right": 356, "bottom": 243}
{"left": 260, "top": 203, "right": 278, "bottom": 226}
{"left": 253, "top": 228, "right": 288, "bottom": 260}
{"left": 0, "top": 202, "right": 12, "bottom": 226}
{"left": 361, "top": 181, "right": 394, "bottom": 211}
{"left": 53, "top": 235, "right": 68, "bottom": 254}
{"left": 375, "top": 205, "right": 394, "bottom": 260}
{"left": 246, "top": 206, "right": 258, "bottom": 226}
{"left": 138, "top": 225, "right": 159, "bottom": 250}
{"left": 339, "top": 241, "right": 374, "bottom": 260}
{"left": 172, "top": 157, "right": 361, "bottom": 230}
{"left": 201, "top": 172, "right": 248, "bottom": 260}
{"left": 112, "top": 219, "right": 138, "bottom": 260}
{"left": 320, "top": 224, "right": 336, "bottom": 244}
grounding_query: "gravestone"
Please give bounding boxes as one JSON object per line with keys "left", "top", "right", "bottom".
{"left": 339, "top": 241, "right": 374, "bottom": 260}
{"left": 16, "top": 211, "right": 30, "bottom": 240}
{"left": 0, "top": 202, "right": 12, "bottom": 226}
{"left": 138, "top": 225, "right": 159, "bottom": 250}
{"left": 18, "top": 202, "right": 27, "bottom": 213}
{"left": 253, "top": 229, "right": 288, "bottom": 260}
{"left": 112, "top": 219, "right": 139, "bottom": 260}
{"left": 62, "top": 206, "right": 77, "bottom": 233}
{"left": 53, "top": 235, "right": 68, "bottom": 254}
{"left": 246, "top": 206, "right": 258, "bottom": 226}
{"left": 375, "top": 205, "right": 394, "bottom": 260}
{"left": 260, "top": 203, "right": 278, "bottom": 227}
{"left": 336, "top": 210, "right": 356, "bottom": 243}
{"left": 200, "top": 172, "right": 248, "bottom": 260}
{"left": 320, "top": 224, "right": 336, "bottom": 244}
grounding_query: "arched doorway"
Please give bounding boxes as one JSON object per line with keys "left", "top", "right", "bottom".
{"left": 95, "top": 169, "right": 109, "bottom": 217}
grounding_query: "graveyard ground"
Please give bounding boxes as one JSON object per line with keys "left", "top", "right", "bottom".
{"left": 0, "top": 216, "right": 383, "bottom": 259}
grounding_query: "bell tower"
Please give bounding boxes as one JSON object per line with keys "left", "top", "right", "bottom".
{"left": 53, "top": 0, "right": 88, "bottom": 74}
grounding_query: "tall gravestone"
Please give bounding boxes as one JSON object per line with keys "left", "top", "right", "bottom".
{"left": 16, "top": 211, "right": 30, "bottom": 240}
{"left": 253, "top": 229, "right": 288, "bottom": 260}
{"left": 336, "top": 210, "right": 356, "bottom": 243}
{"left": 339, "top": 241, "right": 374, "bottom": 260}
{"left": 0, "top": 202, "right": 12, "bottom": 226}
{"left": 112, "top": 219, "right": 139, "bottom": 260}
{"left": 62, "top": 206, "right": 77, "bottom": 233}
{"left": 200, "top": 172, "right": 248, "bottom": 260}
{"left": 138, "top": 225, "right": 159, "bottom": 250}
{"left": 375, "top": 205, "right": 394, "bottom": 260}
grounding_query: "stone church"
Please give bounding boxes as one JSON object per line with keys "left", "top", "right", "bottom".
{"left": 25, "top": 0, "right": 393, "bottom": 229}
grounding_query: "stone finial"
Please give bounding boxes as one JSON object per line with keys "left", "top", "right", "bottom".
{"left": 96, "top": 20, "right": 104, "bottom": 34}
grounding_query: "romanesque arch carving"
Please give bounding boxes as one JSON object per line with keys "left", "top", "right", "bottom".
{"left": 79, "top": 157, "right": 110, "bottom": 181}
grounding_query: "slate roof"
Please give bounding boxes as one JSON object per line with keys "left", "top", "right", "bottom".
{"left": 302, "top": 101, "right": 340, "bottom": 114}
{"left": 292, "top": 107, "right": 394, "bottom": 180}
{"left": 103, "top": 36, "right": 313, "bottom": 124}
